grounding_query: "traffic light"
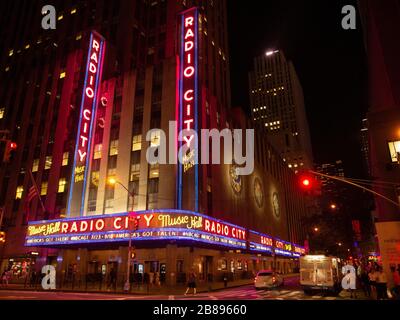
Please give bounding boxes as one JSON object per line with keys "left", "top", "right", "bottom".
{"left": 299, "top": 175, "right": 313, "bottom": 190}
{"left": 0, "top": 231, "right": 5, "bottom": 243}
{"left": 3, "top": 140, "right": 17, "bottom": 162}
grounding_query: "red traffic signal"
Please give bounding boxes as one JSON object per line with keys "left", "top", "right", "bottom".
{"left": 3, "top": 141, "right": 17, "bottom": 162}
{"left": 299, "top": 176, "right": 313, "bottom": 189}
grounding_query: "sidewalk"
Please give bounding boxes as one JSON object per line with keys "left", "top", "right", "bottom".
{"left": 0, "top": 274, "right": 300, "bottom": 296}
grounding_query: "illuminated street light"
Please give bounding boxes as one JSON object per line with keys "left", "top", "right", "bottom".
{"left": 313, "top": 227, "right": 319, "bottom": 232}
{"left": 107, "top": 177, "right": 135, "bottom": 292}
{"left": 330, "top": 204, "right": 337, "bottom": 210}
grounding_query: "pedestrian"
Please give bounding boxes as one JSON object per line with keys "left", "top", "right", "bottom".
{"left": 390, "top": 266, "right": 400, "bottom": 300}
{"left": 376, "top": 267, "right": 388, "bottom": 300}
{"left": 108, "top": 267, "right": 117, "bottom": 291}
{"left": 368, "top": 268, "right": 378, "bottom": 299}
{"left": 1, "top": 270, "right": 8, "bottom": 288}
{"left": 360, "top": 266, "right": 371, "bottom": 298}
{"left": 148, "top": 271, "right": 154, "bottom": 287}
{"left": 184, "top": 269, "right": 197, "bottom": 295}
{"left": 154, "top": 272, "right": 161, "bottom": 287}
{"left": 30, "top": 270, "right": 37, "bottom": 288}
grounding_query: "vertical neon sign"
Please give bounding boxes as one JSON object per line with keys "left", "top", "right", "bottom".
{"left": 67, "top": 31, "right": 106, "bottom": 217}
{"left": 177, "top": 7, "right": 199, "bottom": 211}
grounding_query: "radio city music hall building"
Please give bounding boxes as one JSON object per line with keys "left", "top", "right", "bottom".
{"left": 0, "top": 0, "right": 308, "bottom": 288}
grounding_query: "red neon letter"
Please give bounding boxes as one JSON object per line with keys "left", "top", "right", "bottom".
{"left": 184, "top": 66, "right": 195, "bottom": 78}
{"left": 185, "top": 41, "right": 194, "bottom": 52}
{"left": 92, "top": 39, "right": 100, "bottom": 51}
{"left": 185, "top": 16, "right": 194, "bottom": 27}
{"left": 184, "top": 90, "right": 194, "bottom": 101}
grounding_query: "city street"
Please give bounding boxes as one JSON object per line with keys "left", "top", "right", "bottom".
{"left": 0, "top": 277, "right": 367, "bottom": 300}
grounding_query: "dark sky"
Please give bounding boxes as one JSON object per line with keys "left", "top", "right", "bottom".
{"left": 227, "top": 0, "right": 368, "bottom": 178}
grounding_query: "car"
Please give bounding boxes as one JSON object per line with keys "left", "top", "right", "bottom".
{"left": 254, "top": 270, "right": 284, "bottom": 290}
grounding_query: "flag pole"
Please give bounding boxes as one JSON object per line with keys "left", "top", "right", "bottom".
{"left": 28, "top": 169, "right": 46, "bottom": 213}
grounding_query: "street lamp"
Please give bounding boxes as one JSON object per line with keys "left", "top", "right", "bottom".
{"left": 313, "top": 227, "right": 319, "bottom": 232}
{"left": 330, "top": 204, "right": 337, "bottom": 210}
{"left": 107, "top": 177, "right": 137, "bottom": 292}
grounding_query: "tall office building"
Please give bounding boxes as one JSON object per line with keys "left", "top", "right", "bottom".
{"left": 249, "top": 50, "right": 313, "bottom": 171}
{"left": 360, "top": 118, "right": 371, "bottom": 176}
{"left": 0, "top": 0, "right": 308, "bottom": 288}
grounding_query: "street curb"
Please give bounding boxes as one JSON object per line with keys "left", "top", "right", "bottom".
{"left": 0, "top": 274, "right": 300, "bottom": 296}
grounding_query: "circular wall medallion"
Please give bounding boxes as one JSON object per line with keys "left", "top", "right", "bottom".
{"left": 254, "top": 177, "right": 264, "bottom": 208}
{"left": 272, "top": 192, "right": 280, "bottom": 219}
{"left": 230, "top": 165, "right": 242, "bottom": 194}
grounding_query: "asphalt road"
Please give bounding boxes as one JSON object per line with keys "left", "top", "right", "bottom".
{"left": 0, "top": 277, "right": 367, "bottom": 300}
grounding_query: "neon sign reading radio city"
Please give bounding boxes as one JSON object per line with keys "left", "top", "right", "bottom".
{"left": 25, "top": 210, "right": 305, "bottom": 256}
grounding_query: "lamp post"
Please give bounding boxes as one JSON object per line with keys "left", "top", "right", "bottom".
{"left": 107, "top": 178, "right": 136, "bottom": 293}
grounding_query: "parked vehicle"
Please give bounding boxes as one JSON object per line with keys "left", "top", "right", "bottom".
{"left": 300, "top": 255, "right": 343, "bottom": 295}
{"left": 254, "top": 270, "right": 284, "bottom": 290}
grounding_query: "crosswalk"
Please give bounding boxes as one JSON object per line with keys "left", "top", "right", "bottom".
{"left": 171, "top": 287, "right": 345, "bottom": 301}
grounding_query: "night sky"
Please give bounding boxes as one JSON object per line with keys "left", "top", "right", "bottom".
{"left": 227, "top": 0, "right": 368, "bottom": 178}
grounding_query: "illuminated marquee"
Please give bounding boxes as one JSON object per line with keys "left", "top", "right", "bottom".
{"left": 67, "top": 31, "right": 106, "bottom": 217}
{"left": 25, "top": 210, "right": 305, "bottom": 257}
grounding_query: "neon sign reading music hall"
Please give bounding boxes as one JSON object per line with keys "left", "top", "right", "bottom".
{"left": 67, "top": 31, "right": 106, "bottom": 217}
{"left": 25, "top": 210, "right": 305, "bottom": 258}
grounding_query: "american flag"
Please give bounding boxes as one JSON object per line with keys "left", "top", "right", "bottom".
{"left": 24, "top": 170, "right": 44, "bottom": 222}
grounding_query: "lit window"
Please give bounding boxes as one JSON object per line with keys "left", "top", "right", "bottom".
{"left": 45, "top": 156, "right": 52, "bottom": 170}
{"left": 71, "top": 8, "right": 77, "bottom": 14}
{"left": 58, "top": 15, "right": 63, "bottom": 21}
{"left": 62, "top": 152, "right": 69, "bottom": 166}
{"left": 32, "top": 159, "right": 39, "bottom": 172}
{"left": 0, "top": 108, "right": 4, "bottom": 119}
{"left": 15, "top": 186, "right": 23, "bottom": 199}
{"left": 8, "top": 50, "right": 13, "bottom": 56}
{"left": 41, "top": 182, "right": 48, "bottom": 196}
{"left": 132, "top": 135, "right": 142, "bottom": 151}
{"left": 109, "top": 140, "right": 119, "bottom": 156}
{"left": 25, "top": 44, "right": 30, "bottom": 50}
{"left": 5, "top": 67, "right": 9, "bottom": 72}
{"left": 93, "top": 144, "right": 102, "bottom": 159}
{"left": 149, "top": 164, "right": 159, "bottom": 177}
{"left": 59, "top": 71, "right": 66, "bottom": 79}
{"left": 150, "top": 130, "right": 160, "bottom": 147}
{"left": 91, "top": 171, "right": 100, "bottom": 187}
{"left": 388, "top": 141, "right": 400, "bottom": 163}
{"left": 76, "top": 34, "right": 82, "bottom": 41}
{"left": 58, "top": 178, "right": 67, "bottom": 193}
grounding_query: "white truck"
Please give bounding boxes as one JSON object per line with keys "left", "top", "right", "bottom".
{"left": 300, "top": 255, "right": 343, "bottom": 295}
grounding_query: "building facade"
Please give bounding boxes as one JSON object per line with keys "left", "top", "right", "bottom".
{"left": 0, "top": 0, "right": 308, "bottom": 289}
{"left": 249, "top": 50, "right": 313, "bottom": 171}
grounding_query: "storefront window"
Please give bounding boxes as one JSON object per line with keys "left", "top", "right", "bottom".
{"left": 237, "top": 260, "right": 243, "bottom": 270}
{"left": 217, "top": 259, "right": 227, "bottom": 271}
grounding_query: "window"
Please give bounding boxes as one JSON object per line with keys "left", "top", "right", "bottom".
{"left": 59, "top": 71, "right": 66, "bottom": 79}
{"left": 16, "top": 186, "right": 23, "bottom": 199}
{"left": 0, "top": 108, "right": 4, "bottom": 119}
{"left": 32, "top": 159, "right": 39, "bottom": 172}
{"left": 94, "top": 144, "right": 102, "bottom": 159}
{"left": 109, "top": 140, "right": 119, "bottom": 156}
{"left": 91, "top": 171, "right": 100, "bottom": 187}
{"left": 58, "top": 178, "right": 67, "bottom": 193}
{"left": 62, "top": 152, "right": 69, "bottom": 166}
{"left": 150, "top": 130, "right": 160, "bottom": 147}
{"left": 149, "top": 164, "right": 159, "bottom": 178}
{"left": 388, "top": 141, "right": 400, "bottom": 163}
{"left": 45, "top": 156, "right": 52, "bottom": 170}
{"left": 132, "top": 135, "right": 142, "bottom": 151}
{"left": 41, "top": 182, "right": 48, "bottom": 196}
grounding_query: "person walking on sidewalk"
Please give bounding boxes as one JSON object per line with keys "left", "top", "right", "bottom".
{"left": 376, "top": 267, "right": 388, "bottom": 300}
{"left": 185, "top": 269, "right": 197, "bottom": 295}
{"left": 390, "top": 266, "right": 400, "bottom": 299}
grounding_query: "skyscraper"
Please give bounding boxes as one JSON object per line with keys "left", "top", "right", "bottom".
{"left": 249, "top": 50, "right": 313, "bottom": 171}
